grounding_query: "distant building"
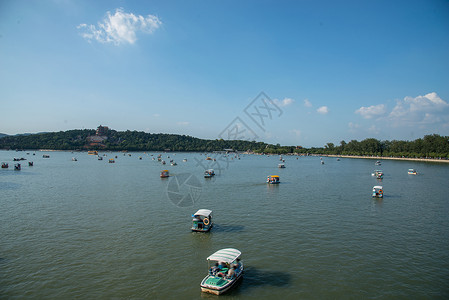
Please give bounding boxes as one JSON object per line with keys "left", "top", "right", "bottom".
{"left": 96, "top": 125, "right": 108, "bottom": 136}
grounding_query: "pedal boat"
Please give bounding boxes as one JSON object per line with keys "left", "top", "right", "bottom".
{"left": 200, "top": 248, "right": 243, "bottom": 295}
{"left": 372, "top": 185, "right": 383, "bottom": 198}
{"left": 191, "top": 209, "right": 213, "bottom": 232}
{"left": 267, "top": 175, "right": 280, "bottom": 184}
{"left": 160, "top": 170, "right": 170, "bottom": 178}
{"left": 204, "top": 169, "right": 215, "bottom": 178}
{"left": 408, "top": 169, "right": 417, "bottom": 175}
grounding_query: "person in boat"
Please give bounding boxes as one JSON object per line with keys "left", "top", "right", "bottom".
{"left": 226, "top": 266, "right": 236, "bottom": 279}
{"left": 209, "top": 262, "right": 220, "bottom": 275}
{"left": 232, "top": 258, "right": 241, "bottom": 269}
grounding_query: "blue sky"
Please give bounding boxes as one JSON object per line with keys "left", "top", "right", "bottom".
{"left": 1, "top": 0, "right": 448, "bottom": 147}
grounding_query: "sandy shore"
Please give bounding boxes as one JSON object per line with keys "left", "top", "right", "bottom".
{"left": 325, "top": 154, "right": 449, "bottom": 164}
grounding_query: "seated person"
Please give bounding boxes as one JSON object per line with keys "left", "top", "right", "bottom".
{"left": 209, "top": 262, "right": 220, "bottom": 275}
{"left": 226, "top": 266, "right": 236, "bottom": 279}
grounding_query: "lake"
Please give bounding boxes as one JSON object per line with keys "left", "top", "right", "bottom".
{"left": 1, "top": 150, "right": 448, "bottom": 299}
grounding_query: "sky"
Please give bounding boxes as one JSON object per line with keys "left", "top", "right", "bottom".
{"left": 1, "top": 0, "right": 448, "bottom": 147}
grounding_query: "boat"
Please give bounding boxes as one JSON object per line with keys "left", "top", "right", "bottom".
{"left": 191, "top": 209, "right": 213, "bottom": 232}
{"left": 72, "top": 157, "right": 77, "bottom": 161}
{"left": 372, "top": 185, "right": 383, "bottom": 198}
{"left": 28, "top": 161, "right": 33, "bottom": 166}
{"left": 139, "top": 156, "right": 142, "bottom": 160}
{"left": 206, "top": 157, "right": 213, "bottom": 161}
{"left": 200, "top": 248, "right": 243, "bottom": 295}
{"left": 337, "top": 158, "right": 340, "bottom": 161}
{"left": 108, "top": 158, "right": 115, "bottom": 163}
{"left": 373, "top": 170, "right": 383, "bottom": 179}
{"left": 375, "top": 161, "right": 381, "bottom": 166}
{"left": 408, "top": 169, "right": 417, "bottom": 175}
{"left": 171, "top": 162, "right": 177, "bottom": 166}
{"left": 278, "top": 163, "right": 285, "bottom": 168}
{"left": 160, "top": 170, "right": 170, "bottom": 178}
{"left": 161, "top": 160, "right": 166, "bottom": 165}
{"left": 267, "top": 175, "right": 280, "bottom": 184}
{"left": 183, "top": 158, "right": 187, "bottom": 162}
{"left": 88, "top": 150, "right": 98, "bottom": 155}
{"left": 42, "top": 154, "right": 50, "bottom": 158}
{"left": 98, "top": 156, "right": 103, "bottom": 160}
{"left": 1, "top": 162, "right": 8, "bottom": 168}
{"left": 14, "top": 163, "right": 21, "bottom": 170}
{"left": 321, "top": 160, "right": 324, "bottom": 165}
{"left": 204, "top": 169, "right": 215, "bottom": 178}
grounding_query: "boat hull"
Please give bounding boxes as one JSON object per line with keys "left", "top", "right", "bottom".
{"left": 201, "top": 272, "right": 242, "bottom": 295}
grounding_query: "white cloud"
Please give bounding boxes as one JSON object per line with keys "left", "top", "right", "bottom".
{"left": 177, "top": 121, "right": 190, "bottom": 126}
{"left": 388, "top": 92, "right": 449, "bottom": 125}
{"left": 355, "top": 104, "right": 386, "bottom": 119}
{"left": 273, "top": 98, "right": 294, "bottom": 107}
{"left": 77, "top": 8, "right": 162, "bottom": 45}
{"left": 316, "top": 106, "right": 329, "bottom": 114}
{"left": 303, "top": 99, "right": 312, "bottom": 107}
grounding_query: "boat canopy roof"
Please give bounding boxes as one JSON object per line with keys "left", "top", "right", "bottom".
{"left": 207, "top": 248, "right": 241, "bottom": 263}
{"left": 373, "top": 185, "right": 383, "bottom": 189}
{"left": 268, "top": 175, "right": 279, "bottom": 178}
{"left": 161, "top": 170, "right": 169, "bottom": 172}
{"left": 408, "top": 168, "right": 415, "bottom": 171}
{"left": 206, "top": 169, "right": 214, "bottom": 172}
{"left": 194, "top": 209, "right": 212, "bottom": 217}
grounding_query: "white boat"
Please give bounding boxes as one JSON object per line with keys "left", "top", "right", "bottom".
{"left": 98, "top": 156, "right": 103, "bottom": 160}
{"left": 171, "top": 162, "right": 177, "bottom": 166}
{"left": 372, "top": 170, "right": 383, "bottom": 179}
{"left": 278, "top": 163, "right": 285, "bottom": 168}
{"left": 408, "top": 169, "right": 417, "bottom": 175}
{"left": 72, "top": 157, "right": 77, "bottom": 161}
{"left": 183, "top": 158, "right": 187, "bottom": 162}
{"left": 191, "top": 209, "right": 213, "bottom": 232}
{"left": 204, "top": 169, "right": 215, "bottom": 178}
{"left": 372, "top": 185, "right": 383, "bottom": 198}
{"left": 200, "top": 248, "right": 243, "bottom": 295}
{"left": 375, "top": 161, "right": 381, "bottom": 166}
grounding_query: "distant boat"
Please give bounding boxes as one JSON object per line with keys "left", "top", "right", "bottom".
{"left": 408, "top": 169, "right": 418, "bottom": 175}
{"left": 28, "top": 161, "right": 33, "bottom": 166}
{"left": 375, "top": 161, "right": 381, "bottom": 166}
{"left": 43, "top": 154, "right": 50, "bottom": 158}
{"left": 183, "top": 158, "right": 187, "bottom": 162}
{"left": 321, "top": 161, "right": 324, "bottom": 165}
{"left": 278, "top": 163, "right": 285, "bottom": 168}
{"left": 372, "top": 185, "right": 383, "bottom": 198}
{"left": 108, "top": 158, "right": 115, "bottom": 163}
{"left": 204, "top": 169, "right": 215, "bottom": 178}
{"left": 14, "top": 163, "right": 21, "bottom": 170}
{"left": 72, "top": 157, "right": 77, "bottom": 161}
{"left": 88, "top": 151, "right": 98, "bottom": 155}
{"left": 160, "top": 170, "right": 170, "bottom": 178}
{"left": 171, "top": 162, "right": 177, "bottom": 166}
{"left": 98, "top": 156, "right": 103, "bottom": 160}
{"left": 1, "top": 162, "right": 8, "bottom": 168}
{"left": 267, "top": 175, "right": 280, "bottom": 184}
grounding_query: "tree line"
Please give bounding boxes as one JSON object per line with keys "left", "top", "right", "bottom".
{"left": 0, "top": 129, "right": 447, "bottom": 158}
{"left": 0, "top": 129, "right": 268, "bottom": 152}
{"left": 293, "top": 134, "right": 449, "bottom": 159}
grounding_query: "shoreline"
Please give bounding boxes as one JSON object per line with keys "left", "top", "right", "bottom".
{"left": 325, "top": 154, "right": 449, "bottom": 164}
